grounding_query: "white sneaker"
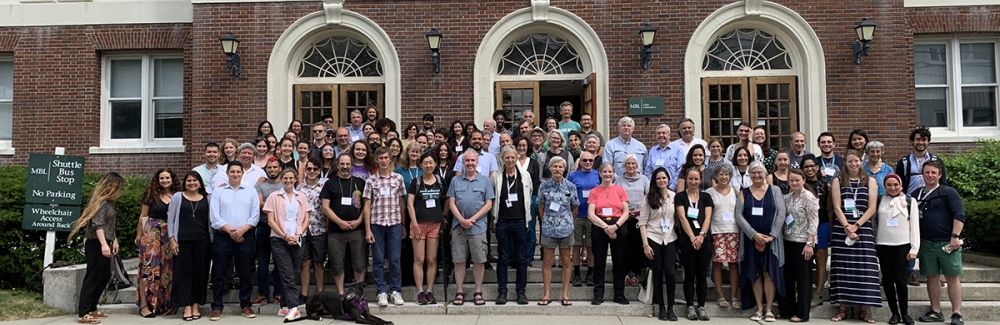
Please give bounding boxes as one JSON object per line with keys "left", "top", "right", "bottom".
{"left": 283, "top": 308, "right": 300, "bottom": 321}
{"left": 706, "top": 278, "right": 715, "bottom": 288}
{"left": 277, "top": 307, "right": 289, "bottom": 317}
{"left": 377, "top": 292, "right": 389, "bottom": 307}
{"left": 390, "top": 291, "right": 404, "bottom": 305}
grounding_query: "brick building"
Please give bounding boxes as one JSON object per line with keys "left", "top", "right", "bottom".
{"left": 0, "top": 0, "right": 997, "bottom": 175}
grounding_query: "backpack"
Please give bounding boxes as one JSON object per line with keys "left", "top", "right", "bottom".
{"left": 100, "top": 254, "right": 132, "bottom": 304}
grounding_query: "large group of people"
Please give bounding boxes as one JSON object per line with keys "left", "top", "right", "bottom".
{"left": 72, "top": 102, "right": 967, "bottom": 325}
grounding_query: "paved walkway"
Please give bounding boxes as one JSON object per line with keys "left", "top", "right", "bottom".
{"left": 2, "top": 315, "right": 991, "bottom": 325}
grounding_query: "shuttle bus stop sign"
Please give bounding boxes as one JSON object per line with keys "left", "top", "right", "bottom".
{"left": 25, "top": 154, "right": 85, "bottom": 206}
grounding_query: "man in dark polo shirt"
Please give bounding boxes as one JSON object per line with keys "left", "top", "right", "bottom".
{"left": 320, "top": 154, "right": 368, "bottom": 295}
{"left": 912, "top": 160, "right": 966, "bottom": 325}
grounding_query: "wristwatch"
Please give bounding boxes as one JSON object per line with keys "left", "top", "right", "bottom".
{"left": 806, "top": 242, "right": 816, "bottom": 247}
{"left": 698, "top": 232, "right": 706, "bottom": 236}
{"left": 951, "top": 233, "right": 961, "bottom": 238}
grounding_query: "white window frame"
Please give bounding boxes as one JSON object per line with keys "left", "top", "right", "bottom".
{"left": 915, "top": 35, "right": 1000, "bottom": 143}
{"left": 0, "top": 55, "right": 12, "bottom": 155}
{"left": 93, "top": 52, "right": 184, "bottom": 154}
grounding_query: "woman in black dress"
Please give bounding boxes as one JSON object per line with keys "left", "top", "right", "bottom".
{"left": 167, "top": 172, "right": 211, "bottom": 321}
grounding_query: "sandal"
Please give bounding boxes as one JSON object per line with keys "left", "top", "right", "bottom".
{"left": 764, "top": 310, "right": 776, "bottom": 322}
{"left": 790, "top": 316, "right": 806, "bottom": 323}
{"left": 139, "top": 305, "right": 155, "bottom": 318}
{"left": 88, "top": 311, "right": 108, "bottom": 318}
{"left": 537, "top": 299, "right": 551, "bottom": 306}
{"left": 731, "top": 298, "right": 741, "bottom": 309}
{"left": 717, "top": 298, "right": 729, "bottom": 308}
{"left": 750, "top": 309, "right": 763, "bottom": 321}
{"left": 77, "top": 315, "right": 101, "bottom": 324}
{"left": 860, "top": 308, "right": 876, "bottom": 324}
{"left": 831, "top": 306, "right": 847, "bottom": 322}
{"left": 473, "top": 292, "right": 486, "bottom": 305}
{"left": 452, "top": 292, "right": 465, "bottom": 306}
{"left": 561, "top": 299, "right": 572, "bottom": 306}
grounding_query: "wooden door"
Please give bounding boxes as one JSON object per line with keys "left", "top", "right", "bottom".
{"left": 581, "top": 73, "right": 596, "bottom": 119}
{"left": 496, "top": 81, "right": 540, "bottom": 126}
{"left": 702, "top": 77, "right": 798, "bottom": 150}
{"left": 295, "top": 84, "right": 338, "bottom": 143}
{"left": 702, "top": 77, "right": 749, "bottom": 148}
{"left": 340, "top": 84, "right": 383, "bottom": 125}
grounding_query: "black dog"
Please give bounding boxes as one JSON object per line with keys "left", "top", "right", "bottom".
{"left": 286, "top": 283, "right": 393, "bottom": 325}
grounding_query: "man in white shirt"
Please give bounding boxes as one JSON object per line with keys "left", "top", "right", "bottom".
{"left": 668, "top": 118, "right": 707, "bottom": 157}
{"left": 485, "top": 118, "right": 502, "bottom": 155}
{"left": 346, "top": 110, "right": 365, "bottom": 143}
{"left": 193, "top": 142, "right": 221, "bottom": 194}
{"left": 212, "top": 143, "right": 266, "bottom": 191}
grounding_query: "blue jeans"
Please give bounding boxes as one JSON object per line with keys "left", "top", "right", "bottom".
{"left": 211, "top": 231, "right": 255, "bottom": 310}
{"left": 496, "top": 218, "right": 528, "bottom": 294}
{"left": 256, "top": 223, "right": 282, "bottom": 298}
{"left": 371, "top": 224, "right": 402, "bottom": 294}
{"left": 907, "top": 259, "right": 916, "bottom": 276}
{"left": 522, "top": 195, "right": 538, "bottom": 264}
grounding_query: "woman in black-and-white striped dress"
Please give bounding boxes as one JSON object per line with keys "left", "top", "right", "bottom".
{"left": 829, "top": 150, "right": 881, "bottom": 323}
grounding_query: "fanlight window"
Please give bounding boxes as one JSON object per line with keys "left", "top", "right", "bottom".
{"left": 498, "top": 34, "right": 583, "bottom": 75}
{"left": 298, "top": 36, "right": 383, "bottom": 78}
{"left": 703, "top": 29, "right": 792, "bottom": 71}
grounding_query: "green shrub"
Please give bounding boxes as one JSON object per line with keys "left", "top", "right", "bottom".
{"left": 963, "top": 200, "right": 1000, "bottom": 255}
{"left": 0, "top": 166, "right": 148, "bottom": 292}
{"left": 940, "top": 139, "right": 1000, "bottom": 201}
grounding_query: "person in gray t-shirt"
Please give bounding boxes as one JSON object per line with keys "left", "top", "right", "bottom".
{"left": 253, "top": 159, "right": 285, "bottom": 303}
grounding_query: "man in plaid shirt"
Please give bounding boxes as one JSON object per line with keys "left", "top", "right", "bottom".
{"left": 363, "top": 147, "right": 407, "bottom": 307}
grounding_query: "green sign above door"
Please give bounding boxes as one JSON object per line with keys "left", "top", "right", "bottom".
{"left": 25, "top": 154, "right": 86, "bottom": 205}
{"left": 628, "top": 97, "right": 665, "bottom": 116}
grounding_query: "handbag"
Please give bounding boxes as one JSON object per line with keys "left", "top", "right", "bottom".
{"left": 100, "top": 254, "right": 133, "bottom": 304}
{"left": 636, "top": 267, "right": 654, "bottom": 305}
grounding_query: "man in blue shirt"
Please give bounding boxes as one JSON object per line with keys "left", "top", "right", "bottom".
{"left": 913, "top": 160, "right": 965, "bottom": 325}
{"left": 567, "top": 151, "right": 600, "bottom": 287}
{"left": 603, "top": 116, "right": 647, "bottom": 176}
{"left": 646, "top": 124, "right": 684, "bottom": 190}
{"left": 346, "top": 109, "right": 365, "bottom": 143}
{"left": 448, "top": 150, "right": 495, "bottom": 305}
{"left": 208, "top": 163, "right": 261, "bottom": 320}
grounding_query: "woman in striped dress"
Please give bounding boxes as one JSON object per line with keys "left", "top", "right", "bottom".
{"left": 829, "top": 150, "right": 881, "bottom": 323}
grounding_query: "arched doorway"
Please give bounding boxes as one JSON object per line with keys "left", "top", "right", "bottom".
{"left": 267, "top": 10, "right": 400, "bottom": 137}
{"left": 474, "top": 6, "right": 609, "bottom": 136}
{"left": 684, "top": 0, "right": 827, "bottom": 153}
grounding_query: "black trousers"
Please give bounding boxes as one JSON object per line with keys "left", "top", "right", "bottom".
{"left": 78, "top": 239, "right": 111, "bottom": 317}
{"left": 648, "top": 239, "right": 677, "bottom": 308}
{"left": 625, "top": 218, "right": 646, "bottom": 274}
{"left": 781, "top": 241, "right": 813, "bottom": 320}
{"left": 591, "top": 221, "right": 627, "bottom": 300}
{"left": 877, "top": 244, "right": 911, "bottom": 315}
{"left": 172, "top": 239, "right": 211, "bottom": 306}
{"left": 678, "top": 235, "right": 712, "bottom": 307}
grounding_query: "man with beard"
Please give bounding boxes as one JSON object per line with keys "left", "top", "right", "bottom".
{"left": 421, "top": 114, "right": 436, "bottom": 134}
{"left": 578, "top": 113, "right": 604, "bottom": 148}
{"left": 816, "top": 132, "right": 843, "bottom": 183}
{"left": 320, "top": 154, "right": 367, "bottom": 295}
{"left": 668, "top": 118, "right": 707, "bottom": 157}
{"left": 494, "top": 110, "right": 512, "bottom": 135}
{"left": 452, "top": 130, "right": 498, "bottom": 179}
{"left": 253, "top": 158, "right": 285, "bottom": 305}
{"left": 896, "top": 127, "right": 948, "bottom": 286}
{"left": 787, "top": 132, "right": 812, "bottom": 169}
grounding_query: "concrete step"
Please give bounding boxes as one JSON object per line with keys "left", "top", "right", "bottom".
{"left": 93, "top": 301, "right": 1000, "bottom": 320}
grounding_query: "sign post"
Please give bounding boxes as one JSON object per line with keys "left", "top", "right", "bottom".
{"left": 23, "top": 148, "right": 85, "bottom": 267}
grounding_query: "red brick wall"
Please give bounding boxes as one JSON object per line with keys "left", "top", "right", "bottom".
{"left": 0, "top": 24, "right": 192, "bottom": 175}
{"left": 3, "top": 0, "right": 998, "bottom": 174}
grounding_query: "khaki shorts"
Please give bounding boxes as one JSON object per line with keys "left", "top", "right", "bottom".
{"left": 573, "top": 218, "right": 592, "bottom": 247}
{"left": 327, "top": 230, "right": 367, "bottom": 275}
{"left": 451, "top": 227, "right": 487, "bottom": 264}
{"left": 919, "top": 239, "right": 963, "bottom": 276}
{"left": 541, "top": 234, "right": 574, "bottom": 249}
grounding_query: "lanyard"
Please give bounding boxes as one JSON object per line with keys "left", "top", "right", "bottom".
{"left": 406, "top": 167, "right": 418, "bottom": 181}
{"left": 505, "top": 172, "right": 517, "bottom": 195}
{"left": 320, "top": 166, "right": 333, "bottom": 180}
{"left": 339, "top": 178, "right": 357, "bottom": 198}
{"left": 848, "top": 179, "right": 861, "bottom": 200}
{"left": 917, "top": 186, "right": 937, "bottom": 201}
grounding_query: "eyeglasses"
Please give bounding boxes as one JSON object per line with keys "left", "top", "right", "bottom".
{"left": 306, "top": 167, "right": 320, "bottom": 171}
{"left": 580, "top": 159, "right": 594, "bottom": 162}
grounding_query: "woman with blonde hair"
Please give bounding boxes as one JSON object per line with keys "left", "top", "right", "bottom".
{"left": 71, "top": 172, "right": 125, "bottom": 324}
{"left": 221, "top": 138, "right": 239, "bottom": 165}
{"left": 135, "top": 169, "right": 181, "bottom": 317}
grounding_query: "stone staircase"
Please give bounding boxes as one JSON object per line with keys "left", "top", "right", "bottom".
{"left": 97, "top": 243, "right": 1000, "bottom": 320}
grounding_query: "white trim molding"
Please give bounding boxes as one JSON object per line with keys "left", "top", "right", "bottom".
{"left": 0, "top": 0, "right": 192, "bottom": 27}
{"left": 474, "top": 6, "right": 609, "bottom": 137}
{"left": 0, "top": 147, "right": 13, "bottom": 155}
{"left": 88, "top": 146, "right": 185, "bottom": 154}
{"left": 905, "top": 0, "right": 1000, "bottom": 7}
{"left": 685, "top": 0, "right": 827, "bottom": 154}
{"left": 267, "top": 10, "right": 400, "bottom": 134}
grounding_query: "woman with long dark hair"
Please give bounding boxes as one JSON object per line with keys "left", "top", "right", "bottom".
{"left": 253, "top": 137, "right": 272, "bottom": 168}
{"left": 374, "top": 118, "right": 397, "bottom": 139}
{"left": 753, "top": 126, "right": 777, "bottom": 172}
{"left": 167, "top": 172, "right": 211, "bottom": 321}
{"left": 71, "top": 172, "right": 125, "bottom": 324}
{"left": 801, "top": 154, "right": 832, "bottom": 307}
{"left": 386, "top": 138, "right": 403, "bottom": 170}
{"left": 730, "top": 146, "right": 754, "bottom": 191}
{"left": 350, "top": 140, "right": 375, "bottom": 179}
{"left": 448, "top": 120, "right": 469, "bottom": 153}
{"left": 276, "top": 137, "right": 297, "bottom": 171}
{"left": 432, "top": 142, "right": 456, "bottom": 187}
{"left": 767, "top": 151, "right": 792, "bottom": 194}
{"left": 136, "top": 169, "right": 181, "bottom": 317}
{"left": 286, "top": 119, "right": 304, "bottom": 141}
{"left": 846, "top": 129, "right": 869, "bottom": 154}
{"left": 638, "top": 167, "right": 678, "bottom": 320}
{"left": 318, "top": 143, "right": 336, "bottom": 183}
{"left": 676, "top": 166, "right": 715, "bottom": 320}
{"left": 402, "top": 123, "right": 419, "bottom": 148}
{"left": 257, "top": 120, "right": 274, "bottom": 138}
{"left": 676, "top": 144, "right": 713, "bottom": 192}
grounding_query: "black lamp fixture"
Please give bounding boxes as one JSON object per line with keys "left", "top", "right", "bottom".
{"left": 219, "top": 32, "right": 241, "bottom": 77}
{"left": 851, "top": 17, "right": 878, "bottom": 65}
{"left": 638, "top": 23, "right": 657, "bottom": 70}
{"left": 425, "top": 28, "right": 443, "bottom": 74}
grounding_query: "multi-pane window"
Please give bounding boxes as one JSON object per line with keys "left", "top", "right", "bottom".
{"left": 915, "top": 37, "right": 1000, "bottom": 137}
{"left": 0, "top": 57, "right": 11, "bottom": 147}
{"left": 103, "top": 54, "right": 183, "bottom": 147}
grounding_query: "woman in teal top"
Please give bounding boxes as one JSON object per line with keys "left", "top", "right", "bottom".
{"left": 863, "top": 141, "right": 894, "bottom": 195}
{"left": 395, "top": 142, "right": 424, "bottom": 193}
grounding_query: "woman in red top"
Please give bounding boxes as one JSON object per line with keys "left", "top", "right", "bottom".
{"left": 587, "top": 162, "right": 631, "bottom": 306}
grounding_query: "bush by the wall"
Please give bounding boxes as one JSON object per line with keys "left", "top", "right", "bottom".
{"left": 963, "top": 200, "right": 1000, "bottom": 255}
{"left": 940, "top": 139, "right": 1000, "bottom": 201}
{"left": 0, "top": 166, "right": 148, "bottom": 291}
